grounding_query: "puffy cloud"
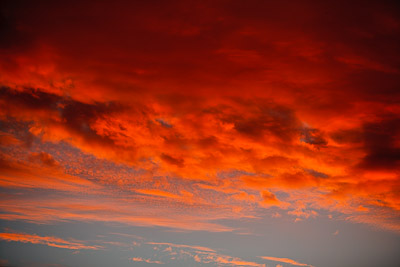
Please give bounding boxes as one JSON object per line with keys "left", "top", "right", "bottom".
{"left": 0, "top": 0, "right": 399, "bottom": 239}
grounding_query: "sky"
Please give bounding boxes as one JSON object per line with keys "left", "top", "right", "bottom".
{"left": 0, "top": 1, "right": 400, "bottom": 266}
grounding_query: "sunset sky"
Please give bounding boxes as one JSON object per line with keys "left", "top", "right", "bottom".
{"left": 1, "top": 1, "right": 400, "bottom": 266}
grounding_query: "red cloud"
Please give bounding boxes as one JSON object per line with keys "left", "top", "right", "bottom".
{"left": 1, "top": 0, "right": 400, "bottom": 239}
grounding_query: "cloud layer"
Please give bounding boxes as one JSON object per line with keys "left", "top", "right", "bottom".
{"left": 1, "top": 0, "right": 400, "bottom": 266}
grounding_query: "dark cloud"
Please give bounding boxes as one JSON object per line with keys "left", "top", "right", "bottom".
{"left": 59, "top": 97, "right": 123, "bottom": 146}
{"left": 230, "top": 103, "right": 300, "bottom": 142}
{"left": 0, "top": 86, "right": 59, "bottom": 112}
{"left": 305, "top": 168, "right": 329, "bottom": 178}
{"left": 196, "top": 136, "right": 219, "bottom": 148}
{"left": 0, "top": 1, "right": 34, "bottom": 51}
{"left": 330, "top": 129, "right": 363, "bottom": 144}
{"left": 358, "top": 116, "right": 400, "bottom": 170}
{"left": 300, "top": 127, "right": 327, "bottom": 146}
{"left": 161, "top": 153, "right": 184, "bottom": 168}
{"left": 0, "top": 86, "right": 124, "bottom": 150}
{"left": 155, "top": 118, "right": 173, "bottom": 128}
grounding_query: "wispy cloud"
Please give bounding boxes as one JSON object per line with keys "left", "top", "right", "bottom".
{"left": 0, "top": 232, "right": 102, "bottom": 250}
{"left": 147, "top": 242, "right": 216, "bottom": 252}
{"left": 150, "top": 241, "right": 265, "bottom": 267}
{"left": 333, "top": 230, "right": 339, "bottom": 236}
{"left": 131, "top": 257, "right": 164, "bottom": 264}
{"left": 260, "top": 256, "right": 313, "bottom": 267}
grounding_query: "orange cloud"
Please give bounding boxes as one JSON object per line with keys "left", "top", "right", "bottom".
{"left": 0, "top": 0, "right": 400, "bottom": 239}
{"left": 0, "top": 192, "right": 238, "bottom": 232}
{"left": 154, "top": 241, "right": 266, "bottom": 267}
{"left": 260, "top": 256, "right": 313, "bottom": 267}
{"left": 0, "top": 132, "right": 21, "bottom": 146}
{"left": 0, "top": 152, "right": 95, "bottom": 191}
{"left": 210, "top": 256, "right": 265, "bottom": 267}
{"left": 135, "top": 189, "right": 182, "bottom": 199}
{"left": 0, "top": 232, "right": 102, "bottom": 250}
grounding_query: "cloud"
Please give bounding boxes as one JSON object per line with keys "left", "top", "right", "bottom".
{"left": 260, "top": 190, "right": 289, "bottom": 209}
{"left": 304, "top": 169, "right": 329, "bottom": 178}
{"left": 231, "top": 102, "right": 300, "bottom": 143}
{"left": 147, "top": 242, "right": 216, "bottom": 252}
{"left": 287, "top": 201, "right": 318, "bottom": 220}
{"left": 300, "top": 126, "right": 327, "bottom": 146}
{"left": 135, "top": 189, "right": 182, "bottom": 199}
{"left": 0, "top": 152, "right": 94, "bottom": 191}
{"left": 131, "top": 257, "right": 164, "bottom": 264}
{"left": 0, "top": 0, "right": 400, "bottom": 241}
{"left": 357, "top": 117, "right": 400, "bottom": 171}
{"left": 0, "top": 132, "right": 21, "bottom": 146}
{"left": 333, "top": 230, "right": 339, "bottom": 235}
{"left": 29, "top": 152, "right": 59, "bottom": 167}
{"left": 0, "top": 3, "right": 399, "bottom": 267}
{"left": 209, "top": 255, "right": 265, "bottom": 267}
{"left": 0, "top": 87, "right": 131, "bottom": 162}
{"left": 154, "top": 241, "right": 265, "bottom": 267}
{"left": 260, "top": 256, "right": 313, "bottom": 267}
{"left": 0, "top": 231, "right": 102, "bottom": 250}
{"left": 0, "top": 191, "right": 237, "bottom": 232}
{"left": 160, "top": 153, "right": 185, "bottom": 168}
{"left": 345, "top": 208, "right": 400, "bottom": 234}
{"left": 155, "top": 118, "right": 173, "bottom": 128}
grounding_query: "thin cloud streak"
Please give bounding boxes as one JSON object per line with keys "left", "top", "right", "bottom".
{"left": 131, "top": 257, "right": 164, "bottom": 264}
{"left": 147, "top": 242, "right": 216, "bottom": 252}
{"left": 260, "top": 256, "right": 313, "bottom": 267}
{"left": 0, "top": 232, "right": 102, "bottom": 250}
